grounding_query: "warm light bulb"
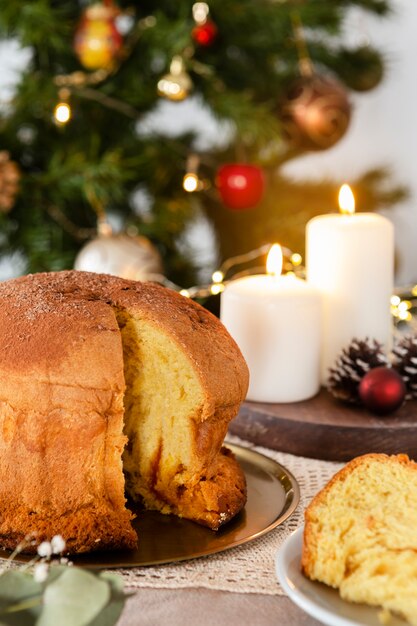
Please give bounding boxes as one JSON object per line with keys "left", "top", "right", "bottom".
{"left": 183, "top": 173, "right": 199, "bottom": 192}
{"left": 266, "top": 243, "right": 283, "bottom": 278}
{"left": 210, "top": 283, "right": 224, "bottom": 295}
{"left": 212, "top": 270, "right": 224, "bottom": 283}
{"left": 291, "top": 252, "right": 302, "bottom": 267}
{"left": 180, "top": 289, "right": 191, "bottom": 298}
{"left": 399, "top": 310, "right": 412, "bottom": 322}
{"left": 192, "top": 2, "right": 209, "bottom": 24}
{"left": 338, "top": 184, "right": 355, "bottom": 215}
{"left": 398, "top": 300, "right": 411, "bottom": 312}
{"left": 54, "top": 102, "right": 71, "bottom": 124}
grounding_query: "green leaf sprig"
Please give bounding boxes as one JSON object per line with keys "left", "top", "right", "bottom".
{"left": 0, "top": 536, "right": 130, "bottom": 626}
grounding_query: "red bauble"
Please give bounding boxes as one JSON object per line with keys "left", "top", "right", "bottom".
{"left": 217, "top": 164, "right": 265, "bottom": 211}
{"left": 359, "top": 367, "right": 406, "bottom": 415}
{"left": 192, "top": 20, "right": 218, "bottom": 46}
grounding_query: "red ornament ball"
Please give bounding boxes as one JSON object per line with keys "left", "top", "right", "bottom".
{"left": 192, "top": 20, "right": 218, "bottom": 47}
{"left": 359, "top": 367, "right": 406, "bottom": 415}
{"left": 217, "top": 164, "right": 265, "bottom": 211}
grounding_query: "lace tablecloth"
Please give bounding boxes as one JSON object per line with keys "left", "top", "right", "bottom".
{"left": 118, "top": 435, "right": 344, "bottom": 595}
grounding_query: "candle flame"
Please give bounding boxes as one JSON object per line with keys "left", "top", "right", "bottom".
{"left": 338, "top": 184, "right": 355, "bottom": 215}
{"left": 266, "top": 244, "right": 283, "bottom": 277}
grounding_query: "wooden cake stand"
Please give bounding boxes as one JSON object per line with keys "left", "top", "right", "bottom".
{"left": 229, "top": 388, "right": 417, "bottom": 462}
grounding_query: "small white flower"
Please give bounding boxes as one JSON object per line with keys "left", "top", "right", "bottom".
{"left": 34, "top": 562, "right": 49, "bottom": 583}
{"left": 37, "top": 541, "right": 52, "bottom": 558}
{"left": 51, "top": 535, "right": 66, "bottom": 554}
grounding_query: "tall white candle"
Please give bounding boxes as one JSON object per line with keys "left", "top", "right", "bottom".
{"left": 220, "top": 245, "right": 321, "bottom": 403}
{"left": 306, "top": 184, "right": 394, "bottom": 382}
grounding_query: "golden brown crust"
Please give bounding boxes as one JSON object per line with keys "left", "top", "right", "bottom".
{"left": 0, "top": 271, "right": 248, "bottom": 409}
{"left": 144, "top": 446, "right": 247, "bottom": 530}
{"left": 0, "top": 271, "right": 249, "bottom": 551}
{"left": 0, "top": 279, "right": 136, "bottom": 553}
{"left": 183, "top": 447, "right": 247, "bottom": 530}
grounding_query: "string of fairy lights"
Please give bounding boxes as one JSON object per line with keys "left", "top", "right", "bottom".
{"left": 157, "top": 240, "right": 417, "bottom": 334}
{"left": 174, "top": 244, "right": 303, "bottom": 299}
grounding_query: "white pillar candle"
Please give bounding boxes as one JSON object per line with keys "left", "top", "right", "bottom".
{"left": 306, "top": 184, "right": 394, "bottom": 383}
{"left": 220, "top": 245, "right": 321, "bottom": 403}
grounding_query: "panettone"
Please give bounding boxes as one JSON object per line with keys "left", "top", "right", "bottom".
{"left": 302, "top": 453, "right": 417, "bottom": 625}
{"left": 0, "top": 271, "right": 249, "bottom": 554}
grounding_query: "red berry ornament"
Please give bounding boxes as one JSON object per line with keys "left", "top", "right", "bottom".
{"left": 217, "top": 164, "right": 265, "bottom": 211}
{"left": 192, "top": 20, "right": 218, "bottom": 46}
{"left": 359, "top": 367, "right": 406, "bottom": 415}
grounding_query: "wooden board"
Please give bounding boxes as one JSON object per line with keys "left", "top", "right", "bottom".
{"left": 229, "top": 388, "right": 417, "bottom": 462}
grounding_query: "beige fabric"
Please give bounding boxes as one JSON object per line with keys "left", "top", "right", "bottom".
{"left": 119, "top": 589, "right": 321, "bottom": 625}
{"left": 118, "top": 436, "right": 343, "bottom": 595}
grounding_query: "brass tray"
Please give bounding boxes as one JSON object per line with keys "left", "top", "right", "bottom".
{"left": 8, "top": 444, "right": 300, "bottom": 568}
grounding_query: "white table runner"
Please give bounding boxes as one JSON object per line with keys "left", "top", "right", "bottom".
{"left": 118, "top": 435, "right": 343, "bottom": 595}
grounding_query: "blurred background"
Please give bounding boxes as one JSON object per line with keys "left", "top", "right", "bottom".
{"left": 0, "top": 0, "right": 415, "bottom": 290}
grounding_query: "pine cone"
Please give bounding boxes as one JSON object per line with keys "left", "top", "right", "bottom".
{"left": 392, "top": 335, "right": 417, "bottom": 400}
{"left": 0, "top": 151, "right": 20, "bottom": 213}
{"left": 327, "top": 338, "right": 388, "bottom": 404}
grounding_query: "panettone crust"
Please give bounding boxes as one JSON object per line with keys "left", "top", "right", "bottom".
{"left": 0, "top": 271, "right": 249, "bottom": 553}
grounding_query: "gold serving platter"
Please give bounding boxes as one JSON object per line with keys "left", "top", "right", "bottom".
{"left": 6, "top": 444, "right": 299, "bottom": 568}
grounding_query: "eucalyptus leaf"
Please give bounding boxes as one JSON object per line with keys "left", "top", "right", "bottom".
{"left": 98, "top": 573, "right": 124, "bottom": 593}
{"left": 86, "top": 596, "right": 125, "bottom": 626}
{"left": 0, "top": 571, "right": 42, "bottom": 626}
{"left": 0, "top": 571, "right": 42, "bottom": 605}
{"left": 0, "top": 611, "right": 39, "bottom": 626}
{"left": 44, "top": 566, "right": 67, "bottom": 585}
{"left": 37, "top": 568, "right": 110, "bottom": 626}
{"left": 88, "top": 572, "right": 130, "bottom": 626}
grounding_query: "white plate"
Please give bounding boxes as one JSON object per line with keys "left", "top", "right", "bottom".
{"left": 275, "top": 527, "right": 404, "bottom": 626}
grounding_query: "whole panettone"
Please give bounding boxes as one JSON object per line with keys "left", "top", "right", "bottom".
{"left": 302, "top": 453, "right": 417, "bottom": 625}
{"left": 0, "top": 271, "right": 249, "bottom": 554}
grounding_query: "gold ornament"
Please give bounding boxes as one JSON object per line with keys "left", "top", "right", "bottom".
{"left": 157, "top": 56, "right": 192, "bottom": 102}
{"left": 74, "top": 225, "right": 163, "bottom": 282}
{"left": 0, "top": 151, "right": 20, "bottom": 213}
{"left": 74, "top": 2, "right": 123, "bottom": 70}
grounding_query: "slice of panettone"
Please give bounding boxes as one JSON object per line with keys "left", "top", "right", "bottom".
{"left": 302, "top": 453, "right": 417, "bottom": 625}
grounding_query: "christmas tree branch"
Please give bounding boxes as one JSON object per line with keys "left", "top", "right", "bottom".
{"left": 46, "top": 206, "right": 95, "bottom": 242}
{"left": 76, "top": 88, "right": 141, "bottom": 119}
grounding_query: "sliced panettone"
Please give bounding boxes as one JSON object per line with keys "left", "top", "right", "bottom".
{"left": 0, "top": 271, "right": 248, "bottom": 553}
{"left": 302, "top": 453, "right": 417, "bottom": 625}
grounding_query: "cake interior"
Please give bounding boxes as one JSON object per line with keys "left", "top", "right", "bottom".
{"left": 305, "top": 457, "right": 417, "bottom": 623}
{"left": 116, "top": 308, "right": 209, "bottom": 517}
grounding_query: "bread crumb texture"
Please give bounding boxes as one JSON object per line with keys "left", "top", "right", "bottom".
{"left": 302, "top": 453, "right": 417, "bottom": 625}
{"left": 0, "top": 271, "right": 248, "bottom": 553}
